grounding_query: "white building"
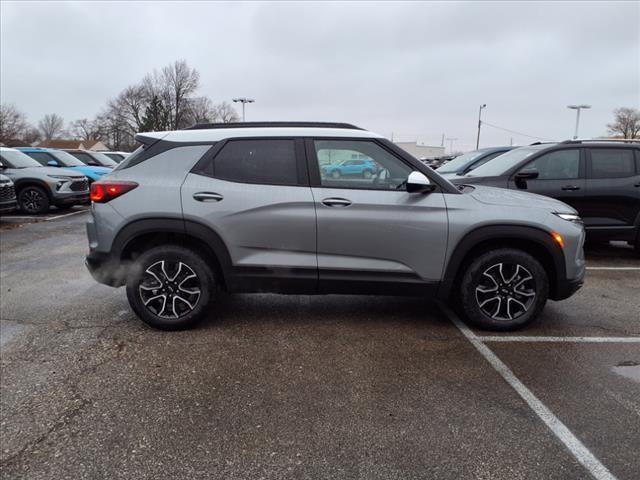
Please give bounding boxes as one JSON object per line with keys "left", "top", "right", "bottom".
{"left": 394, "top": 141, "right": 445, "bottom": 159}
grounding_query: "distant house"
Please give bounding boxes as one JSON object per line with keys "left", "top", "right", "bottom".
{"left": 394, "top": 142, "right": 445, "bottom": 160}
{"left": 37, "top": 139, "right": 108, "bottom": 151}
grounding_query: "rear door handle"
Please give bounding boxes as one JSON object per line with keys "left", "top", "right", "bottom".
{"left": 561, "top": 185, "right": 581, "bottom": 191}
{"left": 193, "top": 192, "right": 223, "bottom": 202}
{"left": 322, "top": 197, "right": 352, "bottom": 207}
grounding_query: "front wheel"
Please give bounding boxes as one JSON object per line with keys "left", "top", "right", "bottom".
{"left": 18, "top": 186, "right": 50, "bottom": 214}
{"left": 126, "top": 245, "right": 215, "bottom": 330}
{"left": 458, "top": 248, "right": 548, "bottom": 331}
{"left": 331, "top": 170, "right": 341, "bottom": 179}
{"left": 362, "top": 169, "right": 373, "bottom": 179}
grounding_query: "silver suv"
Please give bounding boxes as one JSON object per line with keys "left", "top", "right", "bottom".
{"left": 0, "top": 147, "right": 89, "bottom": 213}
{"left": 85, "top": 122, "right": 585, "bottom": 331}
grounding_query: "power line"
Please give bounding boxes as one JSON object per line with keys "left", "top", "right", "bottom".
{"left": 481, "top": 121, "right": 554, "bottom": 141}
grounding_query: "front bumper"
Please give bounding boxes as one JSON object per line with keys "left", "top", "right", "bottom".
{"left": 0, "top": 199, "right": 18, "bottom": 214}
{"left": 55, "top": 192, "right": 90, "bottom": 206}
{"left": 551, "top": 267, "right": 585, "bottom": 301}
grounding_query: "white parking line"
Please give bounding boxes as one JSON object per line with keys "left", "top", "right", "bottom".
{"left": 587, "top": 267, "right": 640, "bottom": 271}
{"left": 441, "top": 305, "right": 618, "bottom": 480}
{"left": 45, "top": 209, "right": 90, "bottom": 221}
{"left": 479, "top": 336, "right": 640, "bottom": 343}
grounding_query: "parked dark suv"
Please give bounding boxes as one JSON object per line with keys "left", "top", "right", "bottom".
{"left": 451, "top": 140, "right": 640, "bottom": 250}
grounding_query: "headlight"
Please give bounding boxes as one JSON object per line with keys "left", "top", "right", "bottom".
{"left": 554, "top": 212, "right": 583, "bottom": 223}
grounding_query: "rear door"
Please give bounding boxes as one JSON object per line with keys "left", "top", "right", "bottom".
{"left": 583, "top": 147, "right": 640, "bottom": 234}
{"left": 308, "top": 138, "right": 448, "bottom": 293}
{"left": 508, "top": 148, "right": 587, "bottom": 212}
{"left": 181, "top": 138, "right": 318, "bottom": 292}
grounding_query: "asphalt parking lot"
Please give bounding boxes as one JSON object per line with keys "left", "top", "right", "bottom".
{"left": 1, "top": 211, "right": 638, "bottom": 480}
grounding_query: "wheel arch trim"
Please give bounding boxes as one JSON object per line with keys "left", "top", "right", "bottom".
{"left": 439, "top": 224, "right": 567, "bottom": 300}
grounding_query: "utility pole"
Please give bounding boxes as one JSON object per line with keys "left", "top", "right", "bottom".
{"left": 232, "top": 97, "right": 255, "bottom": 121}
{"left": 446, "top": 137, "right": 458, "bottom": 154}
{"left": 476, "top": 104, "right": 486, "bottom": 149}
{"left": 567, "top": 104, "right": 591, "bottom": 139}
{"left": 441, "top": 133, "right": 445, "bottom": 147}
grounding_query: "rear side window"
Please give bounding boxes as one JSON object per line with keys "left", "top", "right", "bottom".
{"left": 589, "top": 149, "right": 635, "bottom": 178}
{"left": 212, "top": 139, "right": 298, "bottom": 185}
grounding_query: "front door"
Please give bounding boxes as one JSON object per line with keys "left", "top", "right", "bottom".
{"left": 508, "top": 148, "right": 586, "bottom": 213}
{"left": 308, "top": 138, "right": 448, "bottom": 294}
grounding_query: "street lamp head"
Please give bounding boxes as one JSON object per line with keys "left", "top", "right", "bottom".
{"left": 567, "top": 104, "right": 591, "bottom": 110}
{"left": 481, "top": 104, "right": 486, "bottom": 108}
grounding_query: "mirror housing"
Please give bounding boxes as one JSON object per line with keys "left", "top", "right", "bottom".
{"left": 514, "top": 169, "right": 539, "bottom": 189}
{"left": 47, "top": 160, "right": 59, "bottom": 167}
{"left": 406, "top": 171, "right": 435, "bottom": 193}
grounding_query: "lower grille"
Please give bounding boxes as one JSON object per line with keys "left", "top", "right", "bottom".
{"left": 70, "top": 179, "right": 89, "bottom": 192}
{"left": 0, "top": 184, "right": 16, "bottom": 202}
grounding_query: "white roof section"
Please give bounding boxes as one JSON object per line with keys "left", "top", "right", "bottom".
{"left": 137, "top": 127, "right": 385, "bottom": 144}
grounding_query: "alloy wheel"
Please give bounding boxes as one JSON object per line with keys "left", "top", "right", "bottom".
{"left": 22, "top": 189, "right": 44, "bottom": 213}
{"left": 475, "top": 263, "right": 536, "bottom": 321}
{"left": 138, "top": 260, "right": 202, "bottom": 319}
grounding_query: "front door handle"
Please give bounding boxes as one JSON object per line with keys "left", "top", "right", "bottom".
{"left": 322, "top": 197, "right": 352, "bottom": 207}
{"left": 193, "top": 192, "right": 223, "bottom": 202}
{"left": 561, "top": 185, "right": 581, "bottom": 191}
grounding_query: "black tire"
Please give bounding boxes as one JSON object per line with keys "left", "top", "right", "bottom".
{"left": 18, "top": 186, "right": 50, "bottom": 214}
{"left": 362, "top": 169, "right": 373, "bottom": 179}
{"left": 126, "top": 245, "right": 216, "bottom": 330}
{"left": 458, "top": 248, "right": 548, "bottom": 331}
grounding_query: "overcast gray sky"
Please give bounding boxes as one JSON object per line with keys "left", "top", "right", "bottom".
{"left": 1, "top": 1, "right": 638, "bottom": 151}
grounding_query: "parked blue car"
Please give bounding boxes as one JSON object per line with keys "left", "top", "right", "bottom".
{"left": 322, "top": 158, "right": 379, "bottom": 179}
{"left": 17, "top": 147, "right": 112, "bottom": 182}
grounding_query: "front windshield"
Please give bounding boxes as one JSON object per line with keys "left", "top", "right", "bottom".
{"left": 50, "top": 150, "right": 85, "bottom": 167}
{"left": 467, "top": 145, "right": 551, "bottom": 177}
{"left": 0, "top": 150, "right": 43, "bottom": 168}
{"left": 437, "top": 150, "right": 485, "bottom": 173}
{"left": 91, "top": 152, "right": 118, "bottom": 167}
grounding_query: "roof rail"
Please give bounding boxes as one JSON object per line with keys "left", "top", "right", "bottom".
{"left": 185, "top": 121, "right": 364, "bottom": 131}
{"left": 559, "top": 138, "right": 640, "bottom": 144}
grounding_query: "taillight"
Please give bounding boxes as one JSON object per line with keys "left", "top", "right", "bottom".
{"left": 90, "top": 181, "right": 138, "bottom": 203}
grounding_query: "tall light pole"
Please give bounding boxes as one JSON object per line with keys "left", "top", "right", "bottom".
{"left": 446, "top": 137, "right": 458, "bottom": 154}
{"left": 567, "top": 104, "right": 591, "bottom": 139}
{"left": 476, "top": 104, "right": 486, "bottom": 149}
{"left": 232, "top": 97, "right": 255, "bottom": 122}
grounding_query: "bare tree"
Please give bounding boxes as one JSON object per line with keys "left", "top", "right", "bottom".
{"left": 213, "top": 101, "right": 240, "bottom": 123}
{"left": 162, "top": 60, "right": 200, "bottom": 129}
{"left": 0, "top": 103, "right": 30, "bottom": 143}
{"left": 607, "top": 107, "right": 640, "bottom": 139}
{"left": 186, "top": 96, "right": 215, "bottom": 124}
{"left": 38, "top": 113, "right": 65, "bottom": 140}
{"left": 69, "top": 118, "right": 102, "bottom": 141}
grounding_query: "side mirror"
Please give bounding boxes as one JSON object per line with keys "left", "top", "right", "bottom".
{"left": 406, "top": 171, "right": 435, "bottom": 193}
{"left": 0, "top": 162, "right": 5, "bottom": 169}
{"left": 47, "top": 160, "right": 59, "bottom": 167}
{"left": 514, "top": 169, "right": 539, "bottom": 189}
{"left": 515, "top": 169, "right": 539, "bottom": 180}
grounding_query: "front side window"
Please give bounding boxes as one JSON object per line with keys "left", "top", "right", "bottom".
{"left": 315, "top": 140, "right": 412, "bottom": 190}
{"left": 589, "top": 149, "right": 635, "bottom": 178}
{"left": 521, "top": 149, "right": 580, "bottom": 180}
{"left": 24, "top": 151, "right": 56, "bottom": 166}
{"left": 213, "top": 139, "right": 298, "bottom": 185}
{"left": 70, "top": 152, "right": 98, "bottom": 165}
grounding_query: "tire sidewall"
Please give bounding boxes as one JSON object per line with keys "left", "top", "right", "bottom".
{"left": 126, "top": 245, "right": 215, "bottom": 330}
{"left": 459, "top": 249, "right": 549, "bottom": 331}
{"left": 19, "top": 186, "right": 50, "bottom": 214}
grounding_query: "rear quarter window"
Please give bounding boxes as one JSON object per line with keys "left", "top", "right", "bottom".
{"left": 589, "top": 149, "right": 635, "bottom": 178}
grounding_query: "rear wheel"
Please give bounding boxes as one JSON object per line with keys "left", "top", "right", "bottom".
{"left": 126, "top": 245, "right": 215, "bottom": 330}
{"left": 458, "top": 248, "right": 548, "bottom": 331}
{"left": 18, "top": 186, "right": 50, "bottom": 214}
{"left": 362, "top": 169, "right": 373, "bottom": 179}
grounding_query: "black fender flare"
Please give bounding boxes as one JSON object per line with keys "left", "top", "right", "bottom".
{"left": 438, "top": 224, "right": 566, "bottom": 300}
{"left": 111, "top": 217, "right": 233, "bottom": 285}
